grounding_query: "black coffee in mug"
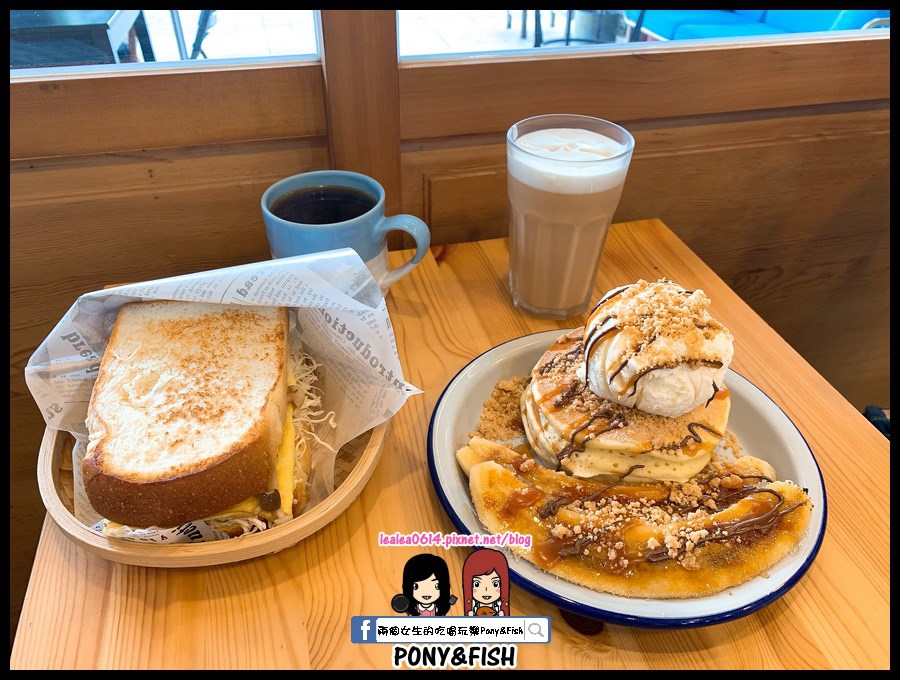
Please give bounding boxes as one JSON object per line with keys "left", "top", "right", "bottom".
{"left": 270, "top": 184, "right": 377, "bottom": 225}
{"left": 262, "top": 169, "right": 431, "bottom": 292}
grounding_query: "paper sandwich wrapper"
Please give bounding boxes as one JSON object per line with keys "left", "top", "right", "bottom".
{"left": 25, "top": 249, "right": 421, "bottom": 543}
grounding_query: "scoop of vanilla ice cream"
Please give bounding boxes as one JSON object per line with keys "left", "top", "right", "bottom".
{"left": 583, "top": 280, "right": 734, "bottom": 417}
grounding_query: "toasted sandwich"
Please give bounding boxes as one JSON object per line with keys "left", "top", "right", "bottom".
{"left": 83, "top": 300, "right": 313, "bottom": 536}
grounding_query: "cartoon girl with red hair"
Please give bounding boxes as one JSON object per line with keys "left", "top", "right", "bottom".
{"left": 462, "top": 549, "right": 510, "bottom": 617}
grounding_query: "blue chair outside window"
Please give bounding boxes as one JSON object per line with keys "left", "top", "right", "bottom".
{"left": 624, "top": 9, "right": 889, "bottom": 42}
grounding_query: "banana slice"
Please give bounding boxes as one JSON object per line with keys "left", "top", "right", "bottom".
{"left": 460, "top": 437, "right": 812, "bottom": 599}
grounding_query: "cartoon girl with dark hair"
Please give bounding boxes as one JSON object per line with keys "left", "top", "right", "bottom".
{"left": 463, "top": 549, "right": 510, "bottom": 617}
{"left": 397, "top": 553, "right": 456, "bottom": 616}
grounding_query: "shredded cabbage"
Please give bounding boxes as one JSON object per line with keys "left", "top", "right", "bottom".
{"left": 206, "top": 516, "right": 268, "bottom": 535}
{"left": 286, "top": 330, "right": 337, "bottom": 518}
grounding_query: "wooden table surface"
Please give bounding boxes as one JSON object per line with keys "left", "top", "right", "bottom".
{"left": 10, "top": 219, "right": 890, "bottom": 670}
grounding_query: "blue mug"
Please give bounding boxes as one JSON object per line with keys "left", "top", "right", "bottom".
{"left": 261, "top": 170, "right": 430, "bottom": 292}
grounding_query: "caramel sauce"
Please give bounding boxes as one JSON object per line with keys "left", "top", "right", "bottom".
{"left": 725, "top": 496, "right": 776, "bottom": 524}
{"left": 637, "top": 421, "right": 721, "bottom": 456}
{"left": 556, "top": 411, "right": 615, "bottom": 460}
{"left": 574, "top": 464, "right": 645, "bottom": 505}
{"left": 603, "top": 554, "right": 629, "bottom": 575}
{"left": 615, "top": 358, "right": 724, "bottom": 399}
{"left": 680, "top": 437, "right": 706, "bottom": 457}
{"left": 642, "top": 488, "right": 804, "bottom": 564}
{"left": 512, "top": 443, "right": 532, "bottom": 457}
{"left": 606, "top": 482, "right": 667, "bottom": 503}
{"left": 616, "top": 364, "right": 664, "bottom": 397}
{"left": 506, "top": 416, "right": 525, "bottom": 433}
{"left": 510, "top": 456, "right": 531, "bottom": 472}
{"left": 502, "top": 486, "right": 546, "bottom": 516}
{"left": 619, "top": 519, "right": 653, "bottom": 561}
{"left": 539, "top": 464, "right": 645, "bottom": 518}
{"left": 533, "top": 535, "right": 569, "bottom": 568}
{"left": 553, "top": 382, "right": 587, "bottom": 407}
{"left": 536, "top": 381, "right": 579, "bottom": 405}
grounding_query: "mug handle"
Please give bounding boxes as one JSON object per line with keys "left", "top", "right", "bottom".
{"left": 373, "top": 214, "right": 431, "bottom": 290}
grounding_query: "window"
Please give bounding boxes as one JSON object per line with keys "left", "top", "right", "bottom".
{"left": 624, "top": 9, "right": 889, "bottom": 43}
{"left": 9, "top": 9, "right": 319, "bottom": 73}
{"left": 398, "top": 10, "right": 628, "bottom": 58}
{"left": 396, "top": 9, "right": 889, "bottom": 60}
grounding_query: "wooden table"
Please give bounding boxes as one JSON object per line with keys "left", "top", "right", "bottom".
{"left": 10, "top": 219, "right": 889, "bottom": 669}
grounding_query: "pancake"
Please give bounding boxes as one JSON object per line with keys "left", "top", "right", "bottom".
{"left": 522, "top": 327, "right": 730, "bottom": 483}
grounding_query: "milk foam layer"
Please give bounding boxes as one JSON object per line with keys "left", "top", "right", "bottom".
{"left": 508, "top": 128, "right": 630, "bottom": 194}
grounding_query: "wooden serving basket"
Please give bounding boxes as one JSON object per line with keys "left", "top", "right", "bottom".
{"left": 37, "top": 422, "right": 388, "bottom": 568}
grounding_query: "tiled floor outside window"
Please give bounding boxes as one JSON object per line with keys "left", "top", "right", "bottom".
{"left": 142, "top": 10, "right": 624, "bottom": 63}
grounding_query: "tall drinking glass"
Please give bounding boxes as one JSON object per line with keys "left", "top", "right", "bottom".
{"left": 507, "top": 114, "right": 634, "bottom": 318}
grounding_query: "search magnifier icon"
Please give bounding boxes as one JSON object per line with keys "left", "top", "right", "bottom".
{"left": 528, "top": 622, "right": 543, "bottom": 637}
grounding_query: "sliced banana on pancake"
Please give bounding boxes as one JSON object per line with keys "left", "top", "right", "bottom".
{"left": 460, "top": 437, "right": 812, "bottom": 600}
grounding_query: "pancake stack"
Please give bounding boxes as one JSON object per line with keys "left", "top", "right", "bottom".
{"left": 521, "top": 279, "right": 735, "bottom": 483}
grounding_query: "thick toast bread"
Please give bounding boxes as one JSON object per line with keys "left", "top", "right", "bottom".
{"left": 83, "top": 301, "right": 288, "bottom": 527}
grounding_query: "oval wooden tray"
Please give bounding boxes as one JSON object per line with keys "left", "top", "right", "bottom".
{"left": 37, "top": 422, "right": 388, "bottom": 567}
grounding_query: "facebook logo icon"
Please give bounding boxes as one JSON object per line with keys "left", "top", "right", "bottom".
{"left": 350, "top": 617, "right": 378, "bottom": 643}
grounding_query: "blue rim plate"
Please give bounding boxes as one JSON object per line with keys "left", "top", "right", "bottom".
{"left": 427, "top": 329, "right": 827, "bottom": 628}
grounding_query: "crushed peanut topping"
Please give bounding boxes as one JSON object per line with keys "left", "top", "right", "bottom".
{"left": 518, "top": 458, "right": 536, "bottom": 472}
{"left": 472, "top": 376, "right": 529, "bottom": 442}
{"left": 551, "top": 524, "right": 574, "bottom": 539}
{"left": 591, "top": 279, "right": 732, "bottom": 370}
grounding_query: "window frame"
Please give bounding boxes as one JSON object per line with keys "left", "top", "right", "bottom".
{"left": 10, "top": 13, "right": 890, "bottom": 198}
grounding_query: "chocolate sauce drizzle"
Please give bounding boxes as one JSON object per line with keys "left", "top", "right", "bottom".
{"left": 571, "top": 463, "right": 646, "bottom": 507}
{"left": 538, "top": 341, "right": 585, "bottom": 375}
{"left": 610, "top": 358, "right": 724, "bottom": 399}
{"left": 538, "top": 464, "right": 645, "bottom": 519}
{"left": 587, "top": 285, "right": 630, "bottom": 317}
{"left": 618, "top": 362, "right": 663, "bottom": 398}
{"left": 555, "top": 536, "right": 594, "bottom": 558}
{"left": 705, "top": 381, "right": 720, "bottom": 408}
{"left": 556, "top": 411, "right": 617, "bottom": 461}
{"left": 643, "top": 487, "right": 805, "bottom": 564}
{"left": 637, "top": 421, "right": 722, "bottom": 455}
{"left": 584, "top": 320, "right": 618, "bottom": 365}
{"left": 553, "top": 382, "right": 586, "bottom": 408}
{"left": 564, "top": 345, "right": 584, "bottom": 359}
{"left": 608, "top": 356, "right": 630, "bottom": 383}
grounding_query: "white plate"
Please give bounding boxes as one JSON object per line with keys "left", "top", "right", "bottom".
{"left": 427, "top": 329, "right": 827, "bottom": 628}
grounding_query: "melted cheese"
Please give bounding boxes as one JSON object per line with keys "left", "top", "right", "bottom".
{"left": 204, "top": 495, "right": 260, "bottom": 520}
{"left": 227, "top": 402, "right": 294, "bottom": 520}
{"left": 276, "top": 404, "right": 296, "bottom": 516}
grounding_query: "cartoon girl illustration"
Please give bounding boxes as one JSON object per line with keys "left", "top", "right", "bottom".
{"left": 396, "top": 553, "right": 456, "bottom": 617}
{"left": 463, "top": 549, "right": 510, "bottom": 617}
